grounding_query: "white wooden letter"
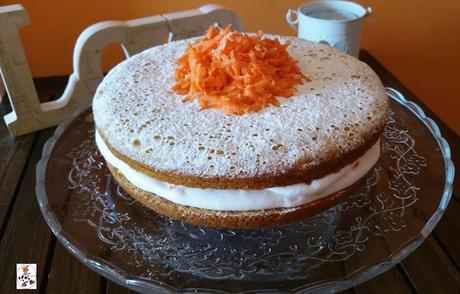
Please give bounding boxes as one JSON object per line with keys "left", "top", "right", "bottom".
{"left": 0, "top": 4, "right": 242, "bottom": 136}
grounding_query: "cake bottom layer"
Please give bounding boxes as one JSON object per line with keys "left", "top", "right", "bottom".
{"left": 108, "top": 163, "right": 375, "bottom": 229}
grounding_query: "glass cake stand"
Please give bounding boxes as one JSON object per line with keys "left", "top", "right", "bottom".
{"left": 36, "top": 88, "right": 454, "bottom": 293}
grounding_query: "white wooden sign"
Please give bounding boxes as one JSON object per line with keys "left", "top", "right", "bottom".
{"left": 0, "top": 4, "right": 242, "bottom": 136}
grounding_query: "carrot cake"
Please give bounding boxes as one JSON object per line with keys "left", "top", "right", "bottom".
{"left": 92, "top": 27, "right": 389, "bottom": 229}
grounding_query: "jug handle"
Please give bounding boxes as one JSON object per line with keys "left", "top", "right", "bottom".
{"left": 286, "top": 9, "right": 298, "bottom": 31}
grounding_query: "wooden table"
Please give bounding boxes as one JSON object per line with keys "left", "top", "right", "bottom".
{"left": 0, "top": 51, "right": 458, "bottom": 293}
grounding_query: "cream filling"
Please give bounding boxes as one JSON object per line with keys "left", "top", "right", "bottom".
{"left": 96, "top": 130, "right": 380, "bottom": 211}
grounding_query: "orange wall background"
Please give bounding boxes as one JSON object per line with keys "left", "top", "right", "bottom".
{"left": 2, "top": 0, "right": 460, "bottom": 135}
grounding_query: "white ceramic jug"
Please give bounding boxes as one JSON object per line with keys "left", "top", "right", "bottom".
{"left": 286, "top": 0, "right": 372, "bottom": 57}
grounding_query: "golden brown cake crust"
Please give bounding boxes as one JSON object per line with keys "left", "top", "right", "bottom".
{"left": 108, "top": 163, "right": 375, "bottom": 229}
{"left": 93, "top": 36, "right": 389, "bottom": 190}
{"left": 100, "top": 128, "right": 383, "bottom": 190}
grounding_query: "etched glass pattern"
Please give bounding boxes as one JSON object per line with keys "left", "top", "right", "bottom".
{"left": 36, "top": 88, "right": 454, "bottom": 293}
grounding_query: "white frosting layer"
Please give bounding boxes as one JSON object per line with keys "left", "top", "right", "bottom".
{"left": 96, "top": 131, "right": 380, "bottom": 211}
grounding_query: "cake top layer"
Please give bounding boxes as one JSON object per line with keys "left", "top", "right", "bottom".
{"left": 93, "top": 35, "right": 388, "bottom": 185}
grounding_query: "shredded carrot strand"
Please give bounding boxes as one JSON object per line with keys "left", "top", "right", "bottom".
{"left": 171, "top": 25, "right": 310, "bottom": 115}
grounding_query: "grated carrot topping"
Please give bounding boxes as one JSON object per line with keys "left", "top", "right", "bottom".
{"left": 171, "top": 25, "right": 310, "bottom": 115}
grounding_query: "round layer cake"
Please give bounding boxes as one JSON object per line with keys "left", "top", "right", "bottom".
{"left": 93, "top": 34, "right": 389, "bottom": 229}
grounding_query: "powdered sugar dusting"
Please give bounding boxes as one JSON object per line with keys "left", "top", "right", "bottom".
{"left": 92, "top": 36, "right": 388, "bottom": 179}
